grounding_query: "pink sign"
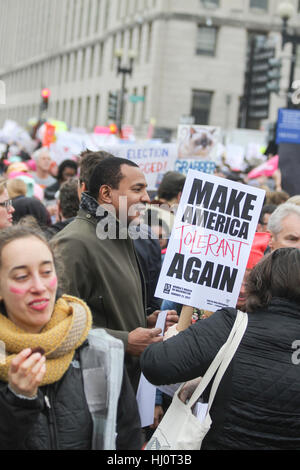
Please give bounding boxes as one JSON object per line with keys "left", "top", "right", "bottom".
{"left": 247, "top": 155, "right": 279, "bottom": 179}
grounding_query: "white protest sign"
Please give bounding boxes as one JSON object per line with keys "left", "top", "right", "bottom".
{"left": 0, "top": 120, "right": 33, "bottom": 148}
{"left": 225, "top": 144, "right": 245, "bottom": 171}
{"left": 177, "top": 125, "right": 221, "bottom": 161}
{"left": 136, "top": 311, "right": 168, "bottom": 427}
{"left": 101, "top": 143, "right": 177, "bottom": 191}
{"left": 49, "top": 131, "right": 119, "bottom": 164}
{"left": 49, "top": 131, "right": 90, "bottom": 164}
{"left": 155, "top": 170, "right": 265, "bottom": 311}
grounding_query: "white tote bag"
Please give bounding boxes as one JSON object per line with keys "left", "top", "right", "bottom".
{"left": 145, "top": 311, "right": 248, "bottom": 451}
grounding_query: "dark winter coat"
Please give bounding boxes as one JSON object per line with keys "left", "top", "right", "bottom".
{"left": 134, "top": 225, "right": 162, "bottom": 314}
{"left": 141, "top": 299, "right": 300, "bottom": 450}
{"left": 53, "top": 206, "right": 147, "bottom": 392}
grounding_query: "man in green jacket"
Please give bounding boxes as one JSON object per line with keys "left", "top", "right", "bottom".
{"left": 54, "top": 156, "right": 177, "bottom": 392}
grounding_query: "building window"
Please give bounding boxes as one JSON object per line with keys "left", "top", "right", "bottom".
{"left": 201, "top": 0, "right": 219, "bottom": 8}
{"left": 196, "top": 26, "right": 217, "bottom": 56}
{"left": 141, "top": 86, "right": 147, "bottom": 124}
{"left": 191, "top": 90, "right": 213, "bottom": 125}
{"left": 250, "top": 0, "right": 268, "bottom": 11}
{"left": 94, "top": 95, "right": 100, "bottom": 125}
{"left": 296, "top": 44, "right": 300, "bottom": 67}
{"left": 146, "top": 22, "right": 152, "bottom": 63}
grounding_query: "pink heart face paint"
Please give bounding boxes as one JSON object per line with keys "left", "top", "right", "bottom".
{"left": 9, "top": 286, "right": 27, "bottom": 295}
{"left": 49, "top": 276, "right": 58, "bottom": 289}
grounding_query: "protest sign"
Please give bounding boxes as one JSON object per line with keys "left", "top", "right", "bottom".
{"left": 225, "top": 144, "right": 245, "bottom": 171}
{"left": 136, "top": 311, "right": 167, "bottom": 427}
{"left": 101, "top": 143, "right": 177, "bottom": 191}
{"left": 276, "top": 108, "right": 300, "bottom": 144}
{"left": 247, "top": 155, "right": 279, "bottom": 180}
{"left": 49, "top": 131, "right": 118, "bottom": 164}
{"left": 155, "top": 170, "right": 265, "bottom": 311}
{"left": 42, "top": 123, "right": 56, "bottom": 148}
{"left": 177, "top": 125, "right": 221, "bottom": 161}
{"left": 174, "top": 159, "right": 216, "bottom": 176}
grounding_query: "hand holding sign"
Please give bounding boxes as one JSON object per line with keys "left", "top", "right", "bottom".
{"left": 147, "top": 309, "right": 179, "bottom": 331}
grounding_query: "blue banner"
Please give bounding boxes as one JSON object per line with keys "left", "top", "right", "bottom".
{"left": 276, "top": 108, "right": 300, "bottom": 144}
{"left": 174, "top": 159, "right": 216, "bottom": 176}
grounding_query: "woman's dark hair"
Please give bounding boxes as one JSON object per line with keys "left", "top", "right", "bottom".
{"left": 88, "top": 157, "right": 139, "bottom": 200}
{"left": 246, "top": 248, "right": 300, "bottom": 312}
{"left": 57, "top": 159, "right": 78, "bottom": 182}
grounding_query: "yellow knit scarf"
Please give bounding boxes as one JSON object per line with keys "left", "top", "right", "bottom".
{"left": 0, "top": 294, "right": 92, "bottom": 386}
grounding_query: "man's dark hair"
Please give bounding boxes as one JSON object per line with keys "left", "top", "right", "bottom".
{"left": 246, "top": 247, "right": 300, "bottom": 312}
{"left": 78, "top": 149, "right": 113, "bottom": 189}
{"left": 59, "top": 178, "right": 80, "bottom": 219}
{"left": 88, "top": 157, "right": 139, "bottom": 200}
{"left": 157, "top": 171, "right": 186, "bottom": 201}
{"left": 259, "top": 204, "right": 277, "bottom": 225}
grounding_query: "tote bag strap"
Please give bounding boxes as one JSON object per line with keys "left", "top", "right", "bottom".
{"left": 178, "top": 310, "right": 247, "bottom": 408}
{"left": 205, "top": 311, "right": 248, "bottom": 412}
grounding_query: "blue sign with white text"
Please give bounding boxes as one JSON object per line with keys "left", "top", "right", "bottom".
{"left": 276, "top": 108, "right": 300, "bottom": 144}
{"left": 174, "top": 160, "right": 216, "bottom": 176}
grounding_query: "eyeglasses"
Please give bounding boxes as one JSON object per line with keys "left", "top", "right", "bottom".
{"left": 0, "top": 199, "right": 12, "bottom": 209}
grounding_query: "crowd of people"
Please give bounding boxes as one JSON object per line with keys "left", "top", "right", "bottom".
{"left": 0, "top": 135, "right": 300, "bottom": 450}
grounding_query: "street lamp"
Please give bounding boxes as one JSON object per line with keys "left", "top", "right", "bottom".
{"left": 278, "top": 1, "right": 300, "bottom": 108}
{"left": 115, "top": 48, "right": 136, "bottom": 137}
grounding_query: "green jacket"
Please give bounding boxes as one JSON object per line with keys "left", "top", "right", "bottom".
{"left": 53, "top": 208, "right": 147, "bottom": 391}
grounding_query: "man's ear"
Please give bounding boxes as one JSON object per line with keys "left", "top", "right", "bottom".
{"left": 268, "top": 231, "right": 275, "bottom": 252}
{"left": 57, "top": 201, "right": 63, "bottom": 222}
{"left": 98, "top": 185, "right": 113, "bottom": 205}
{"left": 77, "top": 181, "right": 86, "bottom": 199}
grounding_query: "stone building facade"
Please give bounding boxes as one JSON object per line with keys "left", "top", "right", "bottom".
{"left": 0, "top": 0, "right": 299, "bottom": 138}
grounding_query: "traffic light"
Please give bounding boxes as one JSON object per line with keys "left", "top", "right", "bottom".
{"left": 109, "top": 123, "right": 118, "bottom": 134}
{"left": 107, "top": 91, "right": 119, "bottom": 122}
{"left": 241, "top": 35, "right": 278, "bottom": 126}
{"left": 41, "top": 88, "right": 51, "bottom": 111}
{"left": 267, "top": 58, "right": 282, "bottom": 94}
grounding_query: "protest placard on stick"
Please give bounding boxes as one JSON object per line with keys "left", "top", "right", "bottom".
{"left": 177, "top": 306, "right": 194, "bottom": 331}
{"left": 155, "top": 170, "right": 265, "bottom": 312}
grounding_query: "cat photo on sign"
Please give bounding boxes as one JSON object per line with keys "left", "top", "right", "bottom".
{"left": 177, "top": 125, "right": 220, "bottom": 161}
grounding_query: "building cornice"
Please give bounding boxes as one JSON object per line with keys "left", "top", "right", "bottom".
{"left": 0, "top": 11, "right": 291, "bottom": 76}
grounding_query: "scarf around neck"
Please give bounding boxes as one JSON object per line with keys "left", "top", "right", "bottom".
{"left": 0, "top": 295, "right": 92, "bottom": 386}
{"left": 80, "top": 192, "right": 100, "bottom": 218}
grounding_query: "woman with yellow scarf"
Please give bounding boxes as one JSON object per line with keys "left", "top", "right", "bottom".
{"left": 0, "top": 225, "right": 141, "bottom": 450}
